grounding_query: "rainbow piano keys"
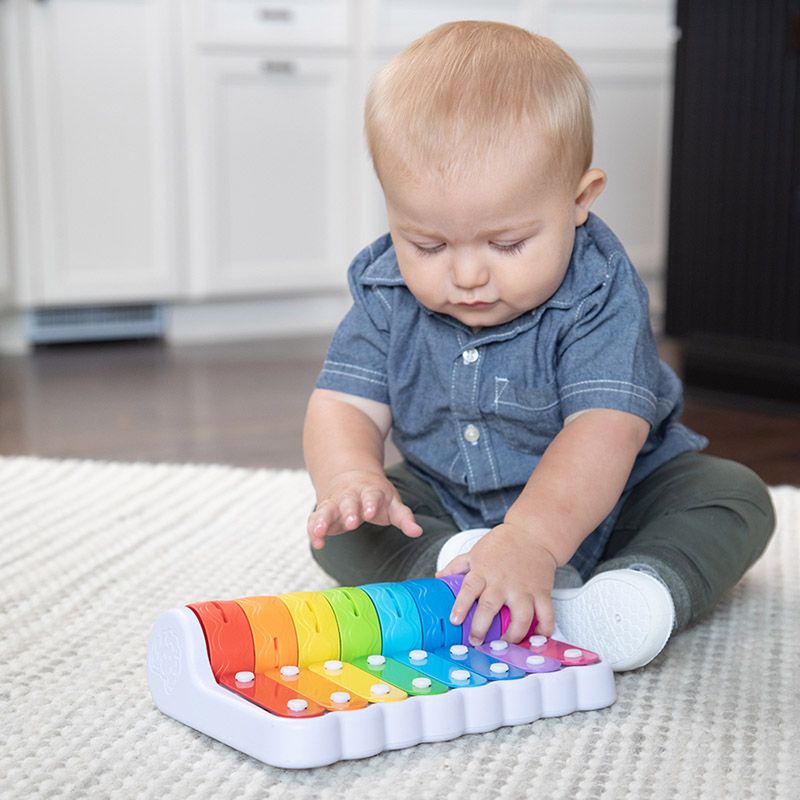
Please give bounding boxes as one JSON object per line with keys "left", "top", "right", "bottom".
{"left": 147, "top": 577, "right": 616, "bottom": 768}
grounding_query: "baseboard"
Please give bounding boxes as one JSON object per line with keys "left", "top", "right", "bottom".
{"left": 0, "top": 312, "right": 27, "bottom": 354}
{"left": 166, "top": 293, "right": 351, "bottom": 344}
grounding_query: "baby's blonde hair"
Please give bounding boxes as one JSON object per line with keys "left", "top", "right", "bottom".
{"left": 365, "top": 21, "right": 593, "bottom": 185}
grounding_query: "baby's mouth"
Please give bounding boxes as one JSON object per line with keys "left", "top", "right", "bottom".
{"left": 457, "top": 300, "right": 496, "bottom": 309}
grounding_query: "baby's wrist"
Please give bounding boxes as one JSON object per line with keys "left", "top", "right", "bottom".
{"left": 500, "top": 515, "right": 564, "bottom": 568}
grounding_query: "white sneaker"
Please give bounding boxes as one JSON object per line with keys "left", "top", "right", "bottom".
{"left": 435, "top": 528, "right": 491, "bottom": 572}
{"left": 551, "top": 569, "right": 675, "bottom": 672}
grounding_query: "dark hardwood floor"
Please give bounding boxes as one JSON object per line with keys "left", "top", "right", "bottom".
{"left": 1, "top": 335, "right": 798, "bottom": 485}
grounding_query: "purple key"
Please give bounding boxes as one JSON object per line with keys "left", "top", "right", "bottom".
{"left": 437, "top": 574, "right": 503, "bottom": 645}
{"left": 475, "top": 640, "right": 562, "bottom": 673}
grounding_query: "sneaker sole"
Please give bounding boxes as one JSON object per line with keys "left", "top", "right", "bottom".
{"left": 551, "top": 571, "right": 674, "bottom": 672}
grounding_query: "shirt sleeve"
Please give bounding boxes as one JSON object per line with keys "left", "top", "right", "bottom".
{"left": 315, "top": 279, "right": 392, "bottom": 405}
{"left": 555, "top": 251, "right": 662, "bottom": 426}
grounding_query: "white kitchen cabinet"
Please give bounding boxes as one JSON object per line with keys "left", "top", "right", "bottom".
{"left": 0, "top": 0, "right": 18, "bottom": 307}
{"left": 0, "top": 125, "right": 12, "bottom": 306}
{"left": 184, "top": 53, "right": 352, "bottom": 296}
{"left": 6, "top": 0, "right": 182, "bottom": 305}
{"left": 0, "top": 0, "right": 677, "bottom": 345}
{"left": 0, "top": 1, "right": 12, "bottom": 307}
{"left": 584, "top": 56, "right": 674, "bottom": 287}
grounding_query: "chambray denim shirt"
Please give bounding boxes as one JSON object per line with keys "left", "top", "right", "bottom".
{"left": 316, "top": 213, "right": 707, "bottom": 577}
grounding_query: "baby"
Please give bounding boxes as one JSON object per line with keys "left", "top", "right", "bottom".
{"left": 303, "top": 21, "right": 775, "bottom": 670}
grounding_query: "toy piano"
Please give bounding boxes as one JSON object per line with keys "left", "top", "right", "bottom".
{"left": 146, "top": 575, "right": 615, "bottom": 768}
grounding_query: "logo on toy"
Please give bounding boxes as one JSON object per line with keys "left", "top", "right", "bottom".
{"left": 148, "top": 627, "right": 183, "bottom": 695}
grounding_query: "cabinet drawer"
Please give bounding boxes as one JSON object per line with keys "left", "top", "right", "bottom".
{"left": 198, "top": 0, "right": 351, "bottom": 48}
{"left": 371, "top": 0, "right": 534, "bottom": 50}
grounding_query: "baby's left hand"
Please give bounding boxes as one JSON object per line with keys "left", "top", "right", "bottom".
{"left": 435, "top": 523, "right": 558, "bottom": 645}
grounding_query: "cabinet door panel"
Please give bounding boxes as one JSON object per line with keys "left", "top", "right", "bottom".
{"left": 26, "top": 0, "right": 180, "bottom": 303}
{"left": 586, "top": 59, "right": 673, "bottom": 278}
{"left": 188, "top": 55, "right": 350, "bottom": 295}
{"left": 0, "top": 19, "right": 11, "bottom": 305}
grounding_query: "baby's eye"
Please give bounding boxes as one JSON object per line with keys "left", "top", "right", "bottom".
{"left": 490, "top": 239, "right": 527, "bottom": 256}
{"left": 413, "top": 243, "right": 446, "bottom": 257}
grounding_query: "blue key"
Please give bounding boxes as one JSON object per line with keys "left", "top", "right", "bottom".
{"left": 361, "top": 582, "right": 423, "bottom": 654}
{"left": 435, "top": 644, "right": 526, "bottom": 680}
{"left": 391, "top": 647, "right": 487, "bottom": 688}
{"left": 401, "top": 579, "right": 462, "bottom": 650}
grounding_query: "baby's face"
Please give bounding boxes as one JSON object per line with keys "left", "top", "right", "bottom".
{"left": 383, "top": 145, "right": 604, "bottom": 329}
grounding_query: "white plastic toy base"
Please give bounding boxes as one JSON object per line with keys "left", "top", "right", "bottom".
{"left": 147, "top": 608, "right": 617, "bottom": 769}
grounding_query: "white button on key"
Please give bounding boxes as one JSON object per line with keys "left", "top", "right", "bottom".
{"left": 526, "top": 655, "right": 546, "bottom": 666}
{"left": 450, "top": 644, "right": 468, "bottom": 656}
{"left": 371, "top": 683, "right": 390, "bottom": 696}
{"left": 330, "top": 691, "right": 350, "bottom": 704}
{"left": 463, "top": 424, "right": 480, "bottom": 444}
{"left": 489, "top": 640, "right": 509, "bottom": 651}
{"left": 409, "top": 649, "right": 427, "bottom": 661}
{"left": 462, "top": 348, "right": 479, "bottom": 364}
{"left": 529, "top": 635, "right": 548, "bottom": 647}
{"left": 564, "top": 648, "right": 583, "bottom": 659}
{"left": 280, "top": 665, "right": 300, "bottom": 677}
{"left": 324, "top": 660, "right": 343, "bottom": 672}
{"left": 367, "top": 654, "right": 386, "bottom": 666}
{"left": 234, "top": 671, "right": 254, "bottom": 683}
{"left": 287, "top": 698, "right": 308, "bottom": 712}
{"left": 412, "top": 677, "right": 432, "bottom": 690}
{"left": 451, "top": 669, "right": 471, "bottom": 682}
{"left": 490, "top": 662, "right": 510, "bottom": 675}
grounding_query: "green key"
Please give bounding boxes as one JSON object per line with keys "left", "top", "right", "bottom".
{"left": 350, "top": 654, "right": 450, "bottom": 696}
{"left": 320, "top": 587, "right": 382, "bottom": 662}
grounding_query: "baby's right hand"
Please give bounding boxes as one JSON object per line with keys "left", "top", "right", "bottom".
{"left": 308, "top": 469, "right": 422, "bottom": 550}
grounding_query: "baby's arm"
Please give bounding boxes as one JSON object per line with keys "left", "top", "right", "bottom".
{"left": 303, "top": 388, "right": 422, "bottom": 549}
{"left": 437, "top": 408, "right": 649, "bottom": 644}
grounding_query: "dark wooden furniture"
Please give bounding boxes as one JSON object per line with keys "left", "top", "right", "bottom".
{"left": 666, "top": 0, "right": 800, "bottom": 402}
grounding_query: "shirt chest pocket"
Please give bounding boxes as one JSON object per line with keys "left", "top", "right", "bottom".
{"left": 484, "top": 377, "right": 564, "bottom": 453}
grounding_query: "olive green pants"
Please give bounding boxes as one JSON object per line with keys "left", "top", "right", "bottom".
{"left": 310, "top": 452, "right": 775, "bottom": 632}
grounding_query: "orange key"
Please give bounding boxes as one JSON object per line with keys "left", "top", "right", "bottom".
{"left": 266, "top": 665, "right": 369, "bottom": 712}
{"left": 236, "top": 595, "right": 299, "bottom": 672}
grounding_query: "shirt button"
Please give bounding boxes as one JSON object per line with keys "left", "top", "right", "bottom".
{"left": 462, "top": 348, "right": 479, "bottom": 364}
{"left": 463, "top": 424, "right": 481, "bottom": 444}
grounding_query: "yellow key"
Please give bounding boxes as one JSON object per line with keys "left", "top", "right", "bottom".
{"left": 309, "top": 660, "right": 407, "bottom": 703}
{"left": 279, "top": 592, "right": 340, "bottom": 667}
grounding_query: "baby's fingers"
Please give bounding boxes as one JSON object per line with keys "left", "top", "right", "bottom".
{"left": 337, "top": 491, "right": 364, "bottom": 531}
{"left": 533, "top": 593, "right": 555, "bottom": 638}
{"left": 308, "top": 501, "right": 339, "bottom": 549}
{"left": 359, "top": 487, "right": 386, "bottom": 522}
{"left": 467, "top": 590, "right": 504, "bottom": 646}
{"left": 308, "top": 491, "right": 363, "bottom": 548}
{"left": 448, "top": 570, "right": 484, "bottom": 627}
{"left": 502, "top": 596, "right": 536, "bottom": 645}
{"left": 387, "top": 497, "right": 422, "bottom": 538}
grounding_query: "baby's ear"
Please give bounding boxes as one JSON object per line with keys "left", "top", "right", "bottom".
{"left": 573, "top": 168, "right": 607, "bottom": 225}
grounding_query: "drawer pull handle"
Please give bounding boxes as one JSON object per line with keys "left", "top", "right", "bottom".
{"left": 258, "top": 8, "right": 293, "bottom": 23}
{"left": 261, "top": 61, "right": 295, "bottom": 75}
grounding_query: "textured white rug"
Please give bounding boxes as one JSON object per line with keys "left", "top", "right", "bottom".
{"left": 1, "top": 457, "right": 798, "bottom": 799}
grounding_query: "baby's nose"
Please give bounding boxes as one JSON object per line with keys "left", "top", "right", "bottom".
{"left": 451, "top": 253, "right": 490, "bottom": 289}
